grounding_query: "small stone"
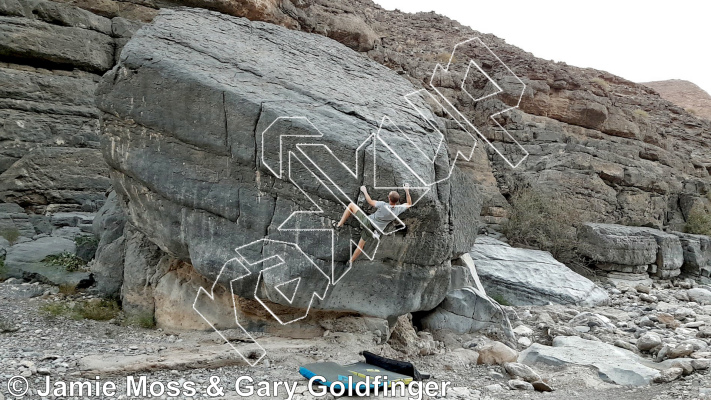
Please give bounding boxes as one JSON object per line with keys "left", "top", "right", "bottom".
{"left": 448, "top": 387, "right": 470, "bottom": 397}
{"left": 675, "top": 327, "right": 696, "bottom": 336}
{"left": 692, "top": 359, "right": 710, "bottom": 370}
{"left": 483, "top": 384, "right": 504, "bottom": 392}
{"left": 668, "top": 343, "right": 695, "bottom": 359}
{"left": 635, "top": 284, "right": 651, "bottom": 294}
{"left": 688, "top": 288, "right": 711, "bottom": 304}
{"left": 518, "top": 337, "right": 532, "bottom": 348}
{"left": 532, "top": 380, "right": 554, "bottom": 392}
{"left": 670, "top": 359, "right": 694, "bottom": 375}
{"left": 508, "top": 379, "right": 534, "bottom": 390}
{"left": 37, "top": 368, "right": 51, "bottom": 375}
{"left": 674, "top": 307, "right": 696, "bottom": 320}
{"left": 637, "top": 332, "right": 662, "bottom": 352}
{"left": 658, "top": 313, "right": 680, "bottom": 328}
{"left": 489, "top": 370, "right": 504, "bottom": 379}
{"left": 477, "top": 342, "right": 518, "bottom": 365}
{"left": 614, "top": 339, "right": 638, "bottom": 353}
{"left": 513, "top": 325, "right": 533, "bottom": 336}
{"left": 692, "top": 351, "right": 711, "bottom": 359}
{"left": 653, "top": 367, "right": 684, "bottom": 383}
{"left": 657, "top": 345, "right": 671, "bottom": 362}
{"left": 678, "top": 281, "right": 693, "bottom": 289}
{"left": 503, "top": 362, "right": 541, "bottom": 383}
{"left": 682, "top": 339, "right": 707, "bottom": 351}
{"left": 640, "top": 293, "right": 658, "bottom": 303}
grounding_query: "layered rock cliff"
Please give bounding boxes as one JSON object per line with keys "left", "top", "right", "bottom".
{"left": 3, "top": 0, "right": 710, "bottom": 224}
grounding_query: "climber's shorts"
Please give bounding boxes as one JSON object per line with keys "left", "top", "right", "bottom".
{"left": 353, "top": 208, "right": 378, "bottom": 243}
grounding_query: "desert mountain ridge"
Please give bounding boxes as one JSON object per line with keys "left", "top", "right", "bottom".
{"left": 642, "top": 79, "right": 711, "bottom": 121}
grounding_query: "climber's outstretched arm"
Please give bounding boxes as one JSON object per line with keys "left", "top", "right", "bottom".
{"left": 360, "top": 185, "right": 377, "bottom": 207}
{"left": 405, "top": 186, "right": 412, "bottom": 207}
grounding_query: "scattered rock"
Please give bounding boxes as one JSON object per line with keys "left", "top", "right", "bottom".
{"left": 503, "top": 362, "right": 540, "bottom": 382}
{"left": 692, "top": 359, "right": 711, "bottom": 370}
{"left": 653, "top": 367, "right": 684, "bottom": 383}
{"left": 507, "top": 379, "right": 534, "bottom": 391}
{"left": 670, "top": 359, "right": 694, "bottom": 375}
{"left": 531, "top": 380, "right": 554, "bottom": 392}
{"left": 477, "top": 342, "right": 518, "bottom": 365}
{"left": 615, "top": 339, "right": 639, "bottom": 353}
{"left": 518, "top": 337, "right": 532, "bottom": 348}
{"left": 688, "top": 288, "right": 711, "bottom": 305}
{"left": 513, "top": 325, "right": 533, "bottom": 336}
{"left": 668, "top": 343, "right": 695, "bottom": 359}
{"left": 637, "top": 332, "right": 663, "bottom": 352}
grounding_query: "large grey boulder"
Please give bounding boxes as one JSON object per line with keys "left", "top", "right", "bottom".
{"left": 419, "top": 286, "right": 514, "bottom": 342}
{"left": 469, "top": 238, "right": 609, "bottom": 306}
{"left": 95, "top": 8, "right": 481, "bottom": 319}
{"left": 90, "top": 191, "right": 127, "bottom": 296}
{"left": 520, "top": 336, "right": 662, "bottom": 386}
{"left": 4, "top": 236, "right": 92, "bottom": 287}
{"left": 120, "top": 225, "right": 167, "bottom": 316}
{"left": 672, "top": 232, "right": 711, "bottom": 276}
{"left": 578, "top": 223, "right": 683, "bottom": 278}
{"left": 578, "top": 223, "right": 658, "bottom": 267}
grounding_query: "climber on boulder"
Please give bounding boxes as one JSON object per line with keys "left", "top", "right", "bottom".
{"left": 337, "top": 185, "right": 412, "bottom": 263}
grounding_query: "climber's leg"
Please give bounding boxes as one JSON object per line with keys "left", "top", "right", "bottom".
{"left": 337, "top": 202, "right": 359, "bottom": 227}
{"left": 350, "top": 238, "right": 366, "bottom": 262}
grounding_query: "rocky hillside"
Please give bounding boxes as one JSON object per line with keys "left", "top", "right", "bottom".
{"left": 2, "top": 0, "right": 710, "bottom": 226}
{"left": 643, "top": 79, "right": 711, "bottom": 122}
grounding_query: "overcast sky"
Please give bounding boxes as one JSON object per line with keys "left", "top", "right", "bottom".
{"left": 375, "top": 0, "right": 711, "bottom": 95}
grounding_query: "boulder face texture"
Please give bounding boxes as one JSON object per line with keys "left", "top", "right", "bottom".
{"left": 419, "top": 286, "right": 515, "bottom": 342}
{"left": 469, "top": 238, "right": 609, "bottom": 306}
{"left": 90, "top": 190, "right": 127, "bottom": 296}
{"left": 578, "top": 223, "right": 684, "bottom": 278}
{"left": 96, "top": 8, "right": 479, "bottom": 319}
{"left": 0, "top": 147, "right": 110, "bottom": 211}
{"left": 672, "top": 232, "right": 711, "bottom": 276}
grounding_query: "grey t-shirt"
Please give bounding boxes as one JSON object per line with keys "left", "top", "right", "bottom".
{"left": 368, "top": 201, "right": 408, "bottom": 232}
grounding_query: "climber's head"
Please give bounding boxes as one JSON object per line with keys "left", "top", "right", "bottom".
{"left": 388, "top": 191, "right": 400, "bottom": 205}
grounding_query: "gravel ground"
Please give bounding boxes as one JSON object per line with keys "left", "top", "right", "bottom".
{"left": 2, "top": 279, "right": 711, "bottom": 400}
